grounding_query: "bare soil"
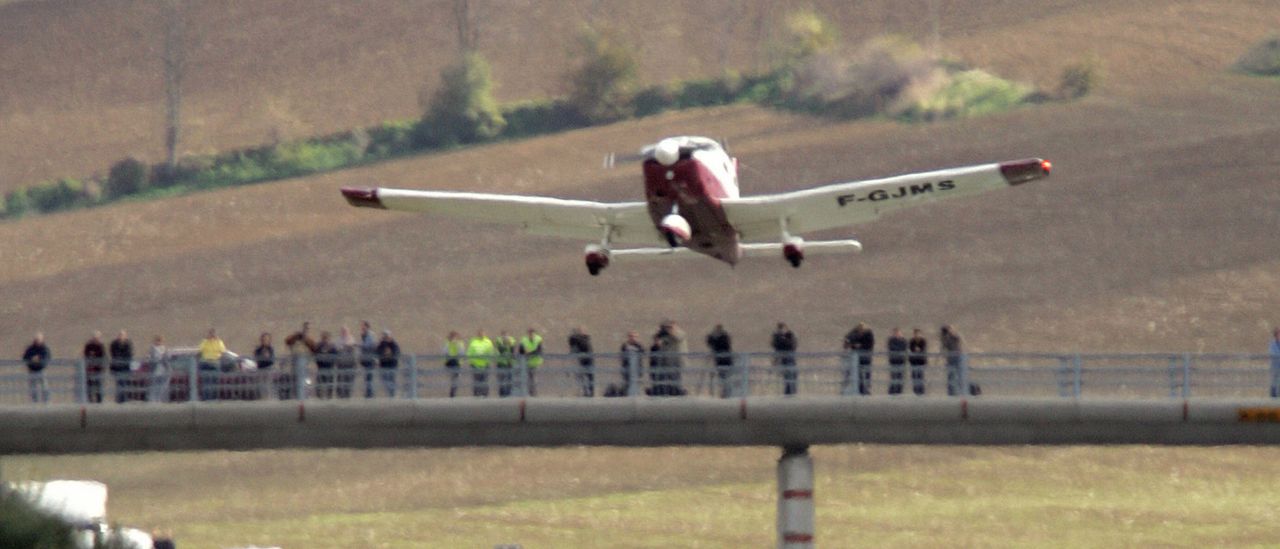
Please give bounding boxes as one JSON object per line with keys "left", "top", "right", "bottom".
{"left": 1, "top": 1, "right": 1278, "bottom": 355}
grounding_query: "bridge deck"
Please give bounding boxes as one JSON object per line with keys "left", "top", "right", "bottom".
{"left": 5, "top": 397, "right": 1280, "bottom": 454}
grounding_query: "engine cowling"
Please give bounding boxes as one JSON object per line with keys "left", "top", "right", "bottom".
{"left": 782, "top": 237, "right": 805, "bottom": 268}
{"left": 584, "top": 244, "right": 610, "bottom": 276}
{"left": 659, "top": 213, "right": 692, "bottom": 242}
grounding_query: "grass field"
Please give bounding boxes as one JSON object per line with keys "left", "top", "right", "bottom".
{"left": 6, "top": 445, "right": 1280, "bottom": 547}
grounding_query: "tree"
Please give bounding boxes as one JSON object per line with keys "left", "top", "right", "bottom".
{"left": 415, "top": 52, "right": 506, "bottom": 147}
{"left": 1058, "top": 54, "right": 1103, "bottom": 100}
{"left": 771, "top": 9, "right": 838, "bottom": 70}
{"left": 106, "top": 157, "right": 150, "bottom": 199}
{"left": 160, "top": 0, "right": 188, "bottom": 182}
{"left": 567, "top": 26, "right": 639, "bottom": 123}
{"left": 3, "top": 189, "right": 30, "bottom": 219}
{"left": 452, "top": 0, "right": 479, "bottom": 52}
{"left": 1235, "top": 35, "right": 1280, "bottom": 76}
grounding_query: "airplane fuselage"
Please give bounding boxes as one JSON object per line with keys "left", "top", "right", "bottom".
{"left": 641, "top": 137, "right": 742, "bottom": 264}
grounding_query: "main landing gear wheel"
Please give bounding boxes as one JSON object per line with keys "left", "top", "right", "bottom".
{"left": 587, "top": 263, "right": 602, "bottom": 276}
{"left": 665, "top": 232, "right": 679, "bottom": 248}
{"left": 788, "top": 256, "right": 803, "bottom": 268}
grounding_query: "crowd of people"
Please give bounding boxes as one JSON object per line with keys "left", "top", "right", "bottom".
{"left": 18, "top": 324, "right": 1280, "bottom": 403}
{"left": 17, "top": 322, "right": 403, "bottom": 404}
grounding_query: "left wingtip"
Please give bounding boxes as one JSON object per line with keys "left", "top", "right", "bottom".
{"left": 341, "top": 186, "right": 385, "bottom": 209}
{"left": 999, "top": 158, "right": 1052, "bottom": 186}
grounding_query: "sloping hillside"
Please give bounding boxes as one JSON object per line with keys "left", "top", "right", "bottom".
{"left": 2, "top": 0, "right": 1247, "bottom": 190}
{"left": 1, "top": 0, "right": 1278, "bottom": 356}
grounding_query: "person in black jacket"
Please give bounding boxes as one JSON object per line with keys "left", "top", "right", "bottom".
{"left": 82, "top": 332, "right": 106, "bottom": 403}
{"left": 644, "top": 335, "right": 659, "bottom": 391}
{"left": 771, "top": 322, "right": 798, "bottom": 395}
{"left": 857, "top": 324, "right": 874, "bottom": 395}
{"left": 706, "top": 324, "right": 734, "bottom": 398}
{"left": 568, "top": 327, "right": 594, "bottom": 397}
{"left": 886, "top": 327, "right": 908, "bottom": 395}
{"left": 253, "top": 332, "right": 275, "bottom": 401}
{"left": 376, "top": 330, "right": 401, "bottom": 398}
{"left": 23, "top": 332, "right": 51, "bottom": 403}
{"left": 908, "top": 328, "right": 928, "bottom": 395}
{"left": 842, "top": 323, "right": 873, "bottom": 395}
{"left": 109, "top": 330, "right": 134, "bottom": 403}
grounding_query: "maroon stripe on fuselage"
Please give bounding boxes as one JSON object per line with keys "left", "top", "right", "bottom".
{"left": 643, "top": 158, "right": 740, "bottom": 264}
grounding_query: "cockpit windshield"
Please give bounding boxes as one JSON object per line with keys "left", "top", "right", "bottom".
{"left": 639, "top": 136, "right": 723, "bottom": 158}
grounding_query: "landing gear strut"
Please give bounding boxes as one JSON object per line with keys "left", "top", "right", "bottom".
{"left": 784, "top": 243, "right": 804, "bottom": 268}
{"left": 584, "top": 227, "right": 614, "bottom": 276}
{"left": 780, "top": 217, "right": 804, "bottom": 268}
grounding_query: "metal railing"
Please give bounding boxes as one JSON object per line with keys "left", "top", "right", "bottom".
{"left": 1, "top": 351, "right": 1277, "bottom": 405}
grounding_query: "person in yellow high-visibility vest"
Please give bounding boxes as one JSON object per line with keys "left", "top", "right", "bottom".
{"left": 443, "top": 331, "right": 466, "bottom": 398}
{"left": 494, "top": 330, "right": 518, "bottom": 397}
{"left": 519, "top": 328, "right": 544, "bottom": 396}
{"left": 198, "top": 328, "right": 228, "bottom": 401}
{"left": 467, "top": 329, "right": 495, "bottom": 397}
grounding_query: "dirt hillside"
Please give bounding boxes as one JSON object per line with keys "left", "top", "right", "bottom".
{"left": 1, "top": 0, "right": 1156, "bottom": 191}
{"left": 1, "top": 0, "right": 1278, "bottom": 357}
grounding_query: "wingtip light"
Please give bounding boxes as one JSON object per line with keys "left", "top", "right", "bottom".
{"left": 341, "top": 186, "right": 386, "bottom": 209}
{"left": 999, "top": 158, "right": 1052, "bottom": 186}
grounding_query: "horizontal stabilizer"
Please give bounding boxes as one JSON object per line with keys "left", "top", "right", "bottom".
{"left": 610, "top": 240, "right": 862, "bottom": 261}
{"left": 610, "top": 247, "right": 697, "bottom": 259}
{"left": 741, "top": 240, "right": 863, "bottom": 256}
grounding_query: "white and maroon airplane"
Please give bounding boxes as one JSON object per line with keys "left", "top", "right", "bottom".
{"left": 341, "top": 136, "right": 1050, "bottom": 275}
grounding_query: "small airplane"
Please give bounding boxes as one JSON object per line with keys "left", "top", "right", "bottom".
{"left": 342, "top": 136, "right": 1050, "bottom": 275}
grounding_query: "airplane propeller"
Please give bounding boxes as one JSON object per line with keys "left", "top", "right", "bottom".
{"left": 604, "top": 137, "right": 726, "bottom": 169}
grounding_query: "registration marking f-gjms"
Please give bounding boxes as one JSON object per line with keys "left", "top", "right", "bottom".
{"left": 836, "top": 180, "right": 955, "bottom": 207}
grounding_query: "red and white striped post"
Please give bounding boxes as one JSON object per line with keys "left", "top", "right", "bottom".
{"left": 777, "top": 445, "right": 814, "bottom": 548}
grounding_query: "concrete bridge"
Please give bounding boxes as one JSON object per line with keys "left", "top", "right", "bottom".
{"left": 7, "top": 352, "right": 1279, "bottom": 548}
{"left": 7, "top": 397, "right": 1280, "bottom": 548}
{"left": 4, "top": 397, "right": 1280, "bottom": 455}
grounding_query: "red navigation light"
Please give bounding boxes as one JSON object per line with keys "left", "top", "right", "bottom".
{"left": 341, "top": 186, "right": 386, "bottom": 209}
{"left": 998, "top": 158, "right": 1053, "bottom": 186}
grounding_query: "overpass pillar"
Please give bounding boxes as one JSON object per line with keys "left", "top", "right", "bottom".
{"left": 777, "top": 445, "right": 814, "bottom": 548}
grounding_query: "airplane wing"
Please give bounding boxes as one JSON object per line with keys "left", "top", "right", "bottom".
{"left": 341, "top": 187, "right": 663, "bottom": 245}
{"left": 721, "top": 159, "right": 1050, "bottom": 241}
